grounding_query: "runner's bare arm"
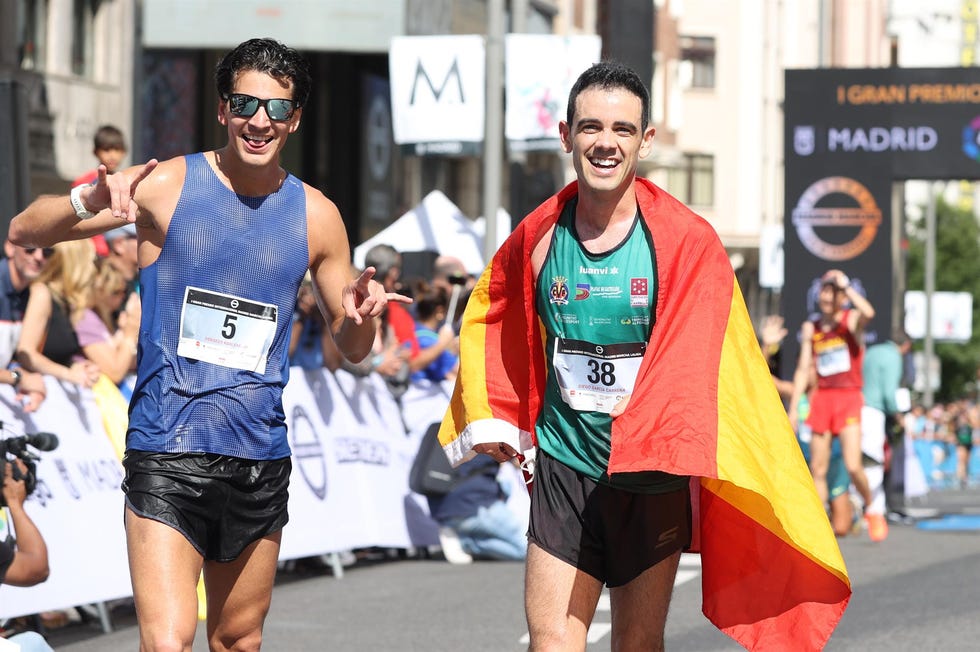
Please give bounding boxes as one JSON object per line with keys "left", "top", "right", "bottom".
{"left": 844, "top": 285, "right": 875, "bottom": 333}
{"left": 9, "top": 161, "right": 159, "bottom": 247}
{"left": 787, "top": 320, "right": 815, "bottom": 426}
{"left": 306, "top": 187, "right": 411, "bottom": 363}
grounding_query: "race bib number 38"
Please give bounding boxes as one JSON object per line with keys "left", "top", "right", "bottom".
{"left": 177, "top": 287, "right": 278, "bottom": 373}
{"left": 553, "top": 337, "right": 645, "bottom": 414}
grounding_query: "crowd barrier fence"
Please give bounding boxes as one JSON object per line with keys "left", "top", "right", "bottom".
{"left": 0, "top": 370, "right": 529, "bottom": 619}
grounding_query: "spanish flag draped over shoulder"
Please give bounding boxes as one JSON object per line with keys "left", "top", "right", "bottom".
{"left": 439, "top": 178, "right": 850, "bottom": 650}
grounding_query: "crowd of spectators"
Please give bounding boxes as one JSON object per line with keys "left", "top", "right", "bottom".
{"left": 903, "top": 400, "right": 979, "bottom": 489}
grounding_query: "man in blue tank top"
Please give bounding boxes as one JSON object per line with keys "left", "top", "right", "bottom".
{"left": 9, "top": 38, "right": 409, "bottom": 652}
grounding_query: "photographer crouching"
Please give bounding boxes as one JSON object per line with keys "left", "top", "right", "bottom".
{"left": 1, "top": 453, "right": 54, "bottom": 651}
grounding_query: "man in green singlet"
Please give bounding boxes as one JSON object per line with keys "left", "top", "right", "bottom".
{"left": 474, "top": 61, "right": 688, "bottom": 651}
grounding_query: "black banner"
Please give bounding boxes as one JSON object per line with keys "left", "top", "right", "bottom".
{"left": 782, "top": 67, "right": 980, "bottom": 377}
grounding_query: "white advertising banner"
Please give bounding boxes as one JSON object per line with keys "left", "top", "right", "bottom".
{"left": 389, "top": 35, "right": 486, "bottom": 155}
{"left": 0, "top": 378, "right": 130, "bottom": 618}
{"left": 0, "top": 369, "right": 530, "bottom": 618}
{"left": 279, "top": 369, "right": 422, "bottom": 558}
{"left": 759, "top": 224, "right": 785, "bottom": 289}
{"left": 904, "top": 290, "right": 973, "bottom": 342}
{"left": 504, "top": 34, "right": 602, "bottom": 150}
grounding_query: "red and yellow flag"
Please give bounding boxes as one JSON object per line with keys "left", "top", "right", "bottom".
{"left": 439, "top": 178, "right": 850, "bottom": 650}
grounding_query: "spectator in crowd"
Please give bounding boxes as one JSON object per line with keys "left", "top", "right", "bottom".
{"left": 789, "top": 269, "right": 880, "bottom": 537}
{"left": 426, "top": 455, "right": 527, "bottom": 565}
{"left": 103, "top": 223, "right": 140, "bottom": 295}
{"left": 409, "top": 281, "right": 457, "bottom": 385}
{"left": 863, "top": 330, "right": 914, "bottom": 531}
{"left": 73, "top": 125, "right": 128, "bottom": 258}
{"left": 431, "top": 255, "right": 473, "bottom": 295}
{"left": 759, "top": 314, "right": 794, "bottom": 400}
{"left": 953, "top": 401, "right": 977, "bottom": 489}
{"left": 363, "top": 246, "right": 453, "bottom": 393}
{"left": 364, "top": 245, "right": 419, "bottom": 353}
{"left": 76, "top": 258, "right": 140, "bottom": 386}
{"left": 1, "top": 458, "right": 54, "bottom": 652}
{"left": 0, "top": 243, "right": 50, "bottom": 411}
{"left": 72, "top": 125, "right": 128, "bottom": 188}
{"left": 289, "top": 273, "right": 336, "bottom": 371}
{"left": 307, "top": 266, "right": 413, "bottom": 383}
{"left": 15, "top": 240, "right": 101, "bottom": 389}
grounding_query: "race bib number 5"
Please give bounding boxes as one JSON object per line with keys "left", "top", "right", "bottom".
{"left": 553, "top": 337, "right": 645, "bottom": 414}
{"left": 177, "top": 287, "right": 278, "bottom": 373}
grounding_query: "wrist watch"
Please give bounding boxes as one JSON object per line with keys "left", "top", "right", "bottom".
{"left": 69, "top": 184, "right": 96, "bottom": 220}
{"left": 10, "top": 369, "right": 22, "bottom": 388}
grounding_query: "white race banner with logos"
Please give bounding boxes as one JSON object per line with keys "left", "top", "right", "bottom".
{"left": 0, "top": 377, "right": 131, "bottom": 618}
{"left": 279, "top": 369, "right": 424, "bottom": 558}
{"left": 0, "top": 369, "right": 517, "bottom": 618}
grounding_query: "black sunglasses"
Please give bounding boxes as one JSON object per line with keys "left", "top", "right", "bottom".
{"left": 23, "top": 247, "right": 55, "bottom": 259}
{"left": 224, "top": 93, "right": 297, "bottom": 122}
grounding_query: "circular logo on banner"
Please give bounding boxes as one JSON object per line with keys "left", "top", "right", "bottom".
{"left": 962, "top": 116, "right": 980, "bottom": 162}
{"left": 791, "top": 176, "right": 882, "bottom": 261}
{"left": 290, "top": 405, "right": 327, "bottom": 500}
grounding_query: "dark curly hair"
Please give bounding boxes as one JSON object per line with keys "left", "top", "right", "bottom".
{"left": 215, "top": 38, "right": 312, "bottom": 108}
{"left": 566, "top": 60, "right": 650, "bottom": 131}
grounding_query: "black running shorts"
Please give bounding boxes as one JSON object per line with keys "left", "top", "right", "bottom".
{"left": 122, "top": 450, "right": 291, "bottom": 562}
{"left": 527, "top": 450, "right": 691, "bottom": 587}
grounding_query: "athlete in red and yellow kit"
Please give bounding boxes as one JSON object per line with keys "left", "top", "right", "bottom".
{"left": 789, "top": 269, "right": 876, "bottom": 530}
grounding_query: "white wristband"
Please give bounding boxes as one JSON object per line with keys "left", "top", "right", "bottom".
{"left": 69, "top": 184, "right": 96, "bottom": 220}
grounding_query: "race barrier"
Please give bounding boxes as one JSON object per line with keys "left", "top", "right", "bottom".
{"left": 0, "top": 370, "right": 529, "bottom": 619}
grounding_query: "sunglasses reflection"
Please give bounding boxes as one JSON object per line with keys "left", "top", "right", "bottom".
{"left": 225, "top": 93, "right": 296, "bottom": 122}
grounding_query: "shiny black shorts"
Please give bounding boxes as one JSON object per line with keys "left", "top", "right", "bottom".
{"left": 527, "top": 450, "right": 691, "bottom": 587}
{"left": 122, "top": 450, "right": 291, "bottom": 562}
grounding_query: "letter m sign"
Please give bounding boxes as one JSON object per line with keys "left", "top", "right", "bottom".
{"left": 389, "top": 35, "right": 485, "bottom": 146}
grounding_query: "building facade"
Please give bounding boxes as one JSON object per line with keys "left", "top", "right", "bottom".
{"left": 2, "top": 0, "right": 137, "bottom": 206}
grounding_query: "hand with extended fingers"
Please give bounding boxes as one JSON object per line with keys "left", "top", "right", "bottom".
{"left": 342, "top": 266, "right": 412, "bottom": 325}
{"left": 82, "top": 160, "right": 160, "bottom": 222}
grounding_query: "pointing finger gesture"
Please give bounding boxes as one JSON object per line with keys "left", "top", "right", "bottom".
{"left": 87, "top": 158, "right": 159, "bottom": 222}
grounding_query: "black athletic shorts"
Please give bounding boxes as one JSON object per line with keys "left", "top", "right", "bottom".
{"left": 527, "top": 450, "right": 691, "bottom": 588}
{"left": 122, "top": 450, "right": 291, "bottom": 562}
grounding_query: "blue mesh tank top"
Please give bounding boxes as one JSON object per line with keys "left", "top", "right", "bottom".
{"left": 126, "top": 152, "right": 309, "bottom": 459}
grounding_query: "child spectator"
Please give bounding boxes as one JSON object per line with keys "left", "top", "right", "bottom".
{"left": 71, "top": 125, "right": 128, "bottom": 258}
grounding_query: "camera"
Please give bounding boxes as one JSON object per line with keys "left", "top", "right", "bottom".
{"left": 0, "top": 431, "right": 58, "bottom": 507}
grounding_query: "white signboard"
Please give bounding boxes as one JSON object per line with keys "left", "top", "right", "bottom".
{"left": 904, "top": 291, "right": 973, "bottom": 342}
{"left": 389, "top": 35, "right": 486, "bottom": 154}
{"left": 759, "top": 224, "right": 785, "bottom": 289}
{"left": 504, "top": 34, "right": 602, "bottom": 149}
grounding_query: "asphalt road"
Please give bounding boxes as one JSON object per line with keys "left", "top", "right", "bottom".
{"left": 40, "top": 486, "right": 980, "bottom": 651}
